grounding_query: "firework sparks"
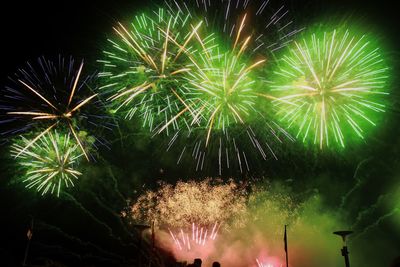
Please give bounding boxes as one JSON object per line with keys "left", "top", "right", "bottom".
{"left": 270, "top": 26, "right": 389, "bottom": 149}
{"left": 128, "top": 179, "right": 246, "bottom": 263}
{"left": 98, "top": 2, "right": 298, "bottom": 173}
{"left": 129, "top": 179, "right": 247, "bottom": 229}
{"left": 11, "top": 130, "right": 83, "bottom": 197}
{"left": 168, "top": 222, "right": 220, "bottom": 251}
{"left": 163, "top": 13, "right": 293, "bottom": 173}
{"left": 183, "top": 18, "right": 266, "bottom": 146}
{"left": 1, "top": 56, "right": 100, "bottom": 160}
{"left": 256, "top": 258, "right": 282, "bottom": 267}
{"left": 98, "top": 8, "right": 211, "bottom": 133}
{"left": 167, "top": 0, "right": 300, "bottom": 54}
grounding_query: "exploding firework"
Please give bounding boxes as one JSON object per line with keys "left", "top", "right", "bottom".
{"left": 162, "top": 13, "right": 294, "bottom": 174}
{"left": 166, "top": 0, "right": 300, "bottom": 54}
{"left": 269, "top": 26, "right": 389, "bottom": 149}
{"left": 98, "top": 8, "right": 212, "bottom": 133}
{"left": 256, "top": 258, "right": 282, "bottom": 267}
{"left": 168, "top": 222, "right": 220, "bottom": 251}
{"left": 195, "top": 182, "right": 343, "bottom": 267}
{"left": 184, "top": 20, "right": 266, "bottom": 144}
{"left": 11, "top": 130, "right": 84, "bottom": 197}
{"left": 98, "top": 2, "right": 299, "bottom": 173}
{"left": 129, "top": 179, "right": 247, "bottom": 229}
{"left": 128, "top": 179, "right": 246, "bottom": 262}
{"left": 165, "top": 222, "right": 221, "bottom": 262}
{"left": 1, "top": 56, "right": 103, "bottom": 160}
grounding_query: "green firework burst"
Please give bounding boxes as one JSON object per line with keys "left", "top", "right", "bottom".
{"left": 270, "top": 26, "right": 389, "bottom": 149}
{"left": 11, "top": 130, "right": 84, "bottom": 197}
{"left": 186, "top": 43, "right": 265, "bottom": 146}
{"left": 98, "top": 8, "right": 210, "bottom": 133}
{"left": 160, "top": 14, "right": 293, "bottom": 173}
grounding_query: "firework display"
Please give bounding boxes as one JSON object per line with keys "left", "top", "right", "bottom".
{"left": 98, "top": 8, "right": 212, "bottom": 133}
{"left": 128, "top": 179, "right": 247, "bottom": 262}
{"left": 167, "top": 40, "right": 275, "bottom": 173}
{"left": 126, "top": 180, "right": 345, "bottom": 266}
{"left": 185, "top": 30, "right": 265, "bottom": 143}
{"left": 270, "top": 26, "right": 389, "bottom": 149}
{"left": 1, "top": 56, "right": 102, "bottom": 160}
{"left": 169, "top": 222, "right": 220, "bottom": 251}
{"left": 168, "top": 0, "right": 300, "bottom": 53}
{"left": 256, "top": 258, "right": 281, "bottom": 267}
{"left": 129, "top": 179, "right": 247, "bottom": 228}
{"left": 0, "top": 1, "right": 398, "bottom": 267}
{"left": 159, "top": 4, "right": 297, "bottom": 173}
{"left": 11, "top": 130, "right": 84, "bottom": 197}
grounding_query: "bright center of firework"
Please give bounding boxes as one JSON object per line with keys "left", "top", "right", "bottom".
{"left": 256, "top": 256, "right": 283, "bottom": 267}
{"left": 98, "top": 8, "right": 209, "bottom": 131}
{"left": 271, "top": 27, "right": 389, "bottom": 149}
{"left": 63, "top": 112, "right": 72, "bottom": 118}
{"left": 11, "top": 130, "right": 83, "bottom": 197}
{"left": 5, "top": 59, "right": 96, "bottom": 161}
{"left": 187, "top": 50, "right": 263, "bottom": 143}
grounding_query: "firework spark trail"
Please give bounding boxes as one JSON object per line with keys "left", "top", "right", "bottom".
{"left": 64, "top": 192, "right": 165, "bottom": 266}
{"left": 127, "top": 181, "right": 349, "bottom": 266}
{"left": 36, "top": 221, "right": 125, "bottom": 263}
{"left": 349, "top": 183, "right": 400, "bottom": 238}
{"left": 106, "top": 165, "right": 129, "bottom": 204}
{"left": 256, "top": 258, "right": 282, "bottom": 267}
{"left": 168, "top": 222, "right": 220, "bottom": 251}
{"left": 64, "top": 189, "right": 166, "bottom": 266}
{"left": 90, "top": 191, "right": 135, "bottom": 237}
{"left": 34, "top": 194, "right": 165, "bottom": 267}
{"left": 1, "top": 56, "right": 101, "bottom": 160}
{"left": 63, "top": 193, "right": 133, "bottom": 244}
{"left": 99, "top": 2, "right": 298, "bottom": 173}
{"left": 340, "top": 157, "right": 372, "bottom": 210}
{"left": 11, "top": 130, "right": 83, "bottom": 197}
{"left": 270, "top": 27, "right": 389, "bottom": 149}
{"left": 98, "top": 8, "right": 211, "bottom": 133}
{"left": 351, "top": 207, "right": 400, "bottom": 240}
{"left": 350, "top": 194, "right": 388, "bottom": 230}
{"left": 163, "top": 10, "right": 293, "bottom": 173}
{"left": 180, "top": 0, "right": 299, "bottom": 53}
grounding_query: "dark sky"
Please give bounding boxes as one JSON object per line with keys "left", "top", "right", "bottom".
{"left": 1, "top": 0, "right": 399, "bottom": 77}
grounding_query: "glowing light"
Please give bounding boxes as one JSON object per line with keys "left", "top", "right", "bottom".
{"left": 1, "top": 56, "right": 100, "bottom": 160}
{"left": 270, "top": 26, "right": 389, "bottom": 149}
{"left": 129, "top": 179, "right": 247, "bottom": 229}
{"left": 256, "top": 259, "right": 273, "bottom": 267}
{"left": 98, "top": 8, "right": 209, "bottom": 133}
{"left": 163, "top": 13, "right": 294, "bottom": 173}
{"left": 168, "top": 222, "right": 220, "bottom": 251}
{"left": 11, "top": 130, "right": 83, "bottom": 197}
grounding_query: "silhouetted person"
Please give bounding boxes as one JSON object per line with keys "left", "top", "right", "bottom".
{"left": 390, "top": 256, "right": 400, "bottom": 267}
{"left": 194, "top": 258, "right": 202, "bottom": 267}
{"left": 212, "top": 262, "right": 221, "bottom": 267}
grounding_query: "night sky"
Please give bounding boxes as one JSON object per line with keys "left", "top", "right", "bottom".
{"left": 1, "top": 0, "right": 399, "bottom": 267}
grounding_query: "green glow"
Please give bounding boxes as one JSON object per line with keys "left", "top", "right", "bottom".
{"left": 270, "top": 25, "right": 389, "bottom": 149}
{"left": 11, "top": 130, "right": 84, "bottom": 197}
{"left": 98, "top": 8, "right": 209, "bottom": 133}
{"left": 186, "top": 43, "right": 265, "bottom": 144}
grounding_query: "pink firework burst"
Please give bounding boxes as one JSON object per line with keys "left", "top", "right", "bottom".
{"left": 167, "top": 222, "right": 221, "bottom": 262}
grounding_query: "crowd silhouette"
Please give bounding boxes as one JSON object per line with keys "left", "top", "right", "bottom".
{"left": 178, "top": 258, "right": 221, "bottom": 267}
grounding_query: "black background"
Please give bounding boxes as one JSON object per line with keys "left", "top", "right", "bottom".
{"left": 2, "top": 0, "right": 399, "bottom": 78}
